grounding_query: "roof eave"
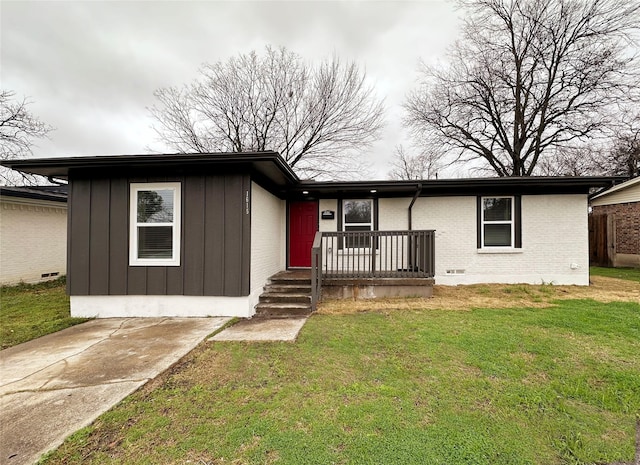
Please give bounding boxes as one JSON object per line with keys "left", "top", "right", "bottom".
{"left": 0, "top": 151, "right": 300, "bottom": 189}
{"left": 589, "top": 175, "right": 640, "bottom": 200}
{"left": 2, "top": 153, "right": 623, "bottom": 198}
{"left": 291, "top": 176, "right": 623, "bottom": 198}
{"left": 0, "top": 187, "right": 68, "bottom": 203}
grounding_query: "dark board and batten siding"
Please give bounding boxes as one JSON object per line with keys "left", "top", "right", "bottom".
{"left": 68, "top": 174, "right": 251, "bottom": 297}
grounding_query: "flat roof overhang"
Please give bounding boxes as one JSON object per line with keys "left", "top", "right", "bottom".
{"left": 2, "top": 152, "right": 624, "bottom": 198}
{"left": 289, "top": 176, "right": 624, "bottom": 199}
{"left": 1, "top": 151, "right": 299, "bottom": 196}
{"left": 0, "top": 186, "right": 68, "bottom": 203}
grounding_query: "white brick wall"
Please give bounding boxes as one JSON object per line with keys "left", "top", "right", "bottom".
{"left": 0, "top": 198, "right": 67, "bottom": 285}
{"left": 411, "top": 194, "right": 589, "bottom": 285}
{"left": 318, "top": 199, "right": 338, "bottom": 232}
{"left": 250, "top": 182, "right": 286, "bottom": 310}
{"left": 379, "top": 198, "right": 410, "bottom": 230}
{"left": 320, "top": 195, "right": 590, "bottom": 286}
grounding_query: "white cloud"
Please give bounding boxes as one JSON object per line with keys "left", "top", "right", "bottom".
{"left": 1, "top": 0, "right": 461, "bottom": 176}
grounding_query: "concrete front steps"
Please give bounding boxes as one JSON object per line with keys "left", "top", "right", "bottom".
{"left": 254, "top": 270, "right": 312, "bottom": 318}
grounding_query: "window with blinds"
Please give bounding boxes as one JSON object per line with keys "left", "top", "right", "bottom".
{"left": 129, "top": 183, "right": 181, "bottom": 266}
{"left": 481, "top": 196, "right": 514, "bottom": 247}
{"left": 343, "top": 199, "right": 373, "bottom": 248}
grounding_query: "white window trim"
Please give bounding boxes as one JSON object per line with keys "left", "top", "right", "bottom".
{"left": 342, "top": 199, "right": 374, "bottom": 250}
{"left": 480, "top": 196, "right": 515, "bottom": 249}
{"left": 129, "top": 182, "right": 181, "bottom": 266}
{"left": 477, "top": 248, "right": 524, "bottom": 254}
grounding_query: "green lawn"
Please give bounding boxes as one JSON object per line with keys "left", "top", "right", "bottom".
{"left": 42, "top": 298, "right": 640, "bottom": 465}
{"left": 590, "top": 266, "right": 640, "bottom": 282}
{"left": 0, "top": 278, "right": 88, "bottom": 349}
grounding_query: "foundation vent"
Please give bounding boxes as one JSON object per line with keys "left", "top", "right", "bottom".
{"left": 41, "top": 272, "right": 60, "bottom": 278}
{"left": 445, "top": 269, "right": 466, "bottom": 275}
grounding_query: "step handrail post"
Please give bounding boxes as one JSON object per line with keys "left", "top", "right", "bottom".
{"left": 311, "top": 231, "right": 323, "bottom": 311}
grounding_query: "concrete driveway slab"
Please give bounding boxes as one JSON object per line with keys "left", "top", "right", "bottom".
{"left": 0, "top": 317, "right": 229, "bottom": 465}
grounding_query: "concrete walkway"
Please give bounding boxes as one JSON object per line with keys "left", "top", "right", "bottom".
{"left": 210, "top": 316, "right": 308, "bottom": 342}
{"left": 0, "top": 317, "right": 229, "bottom": 465}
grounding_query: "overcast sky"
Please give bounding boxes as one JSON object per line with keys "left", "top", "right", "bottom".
{"left": 1, "top": 1, "right": 462, "bottom": 179}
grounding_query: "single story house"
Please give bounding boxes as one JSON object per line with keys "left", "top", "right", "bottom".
{"left": 589, "top": 176, "right": 640, "bottom": 268}
{"left": 2, "top": 152, "right": 620, "bottom": 318}
{"left": 0, "top": 185, "right": 68, "bottom": 285}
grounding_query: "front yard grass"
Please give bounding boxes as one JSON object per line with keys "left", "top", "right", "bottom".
{"left": 42, "top": 278, "right": 640, "bottom": 465}
{"left": 0, "top": 278, "right": 88, "bottom": 349}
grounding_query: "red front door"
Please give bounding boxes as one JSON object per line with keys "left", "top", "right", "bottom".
{"left": 289, "top": 201, "right": 319, "bottom": 267}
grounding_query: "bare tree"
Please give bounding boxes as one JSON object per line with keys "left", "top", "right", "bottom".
{"left": 388, "top": 145, "right": 443, "bottom": 180}
{"left": 1, "top": 90, "right": 53, "bottom": 185}
{"left": 536, "top": 146, "right": 597, "bottom": 176}
{"left": 1, "top": 90, "right": 52, "bottom": 160}
{"left": 539, "top": 112, "right": 640, "bottom": 177}
{"left": 150, "top": 46, "right": 384, "bottom": 179}
{"left": 605, "top": 113, "right": 640, "bottom": 177}
{"left": 405, "top": 0, "right": 640, "bottom": 177}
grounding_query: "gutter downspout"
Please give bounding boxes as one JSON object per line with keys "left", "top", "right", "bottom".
{"left": 408, "top": 184, "right": 422, "bottom": 271}
{"left": 408, "top": 183, "right": 422, "bottom": 231}
{"left": 47, "top": 176, "right": 67, "bottom": 186}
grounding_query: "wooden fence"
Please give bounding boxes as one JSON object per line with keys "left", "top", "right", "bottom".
{"left": 588, "top": 213, "right": 612, "bottom": 267}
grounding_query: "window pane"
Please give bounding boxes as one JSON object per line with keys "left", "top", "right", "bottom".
{"left": 344, "top": 200, "right": 371, "bottom": 224}
{"left": 345, "top": 225, "right": 371, "bottom": 248}
{"left": 484, "top": 224, "right": 512, "bottom": 247}
{"left": 137, "top": 189, "right": 174, "bottom": 223}
{"left": 138, "top": 226, "right": 173, "bottom": 258}
{"left": 484, "top": 198, "right": 511, "bottom": 221}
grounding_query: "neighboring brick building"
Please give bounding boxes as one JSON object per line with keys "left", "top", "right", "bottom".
{"left": 590, "top": 177, "right": 640, "bottom": 268}
{"left": 0, "top": 186, "right": 68, "bottom": 285}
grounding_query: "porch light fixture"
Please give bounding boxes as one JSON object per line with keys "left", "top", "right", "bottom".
{"left": 370, "top": 189, "right": 377, "bottom": 193}
{"left": 302, "top": 190, "right": 309, "bottom": 194}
